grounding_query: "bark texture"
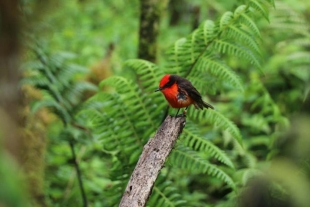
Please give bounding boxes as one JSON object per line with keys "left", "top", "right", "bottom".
{"left": 138, "top": 0, "right": 166, "bottom": 62}
{"left": 119, "top": 115, "right": 186, "bottom": 207}
{"left": 0, "top": 0, "right": 22, "bottom": 162}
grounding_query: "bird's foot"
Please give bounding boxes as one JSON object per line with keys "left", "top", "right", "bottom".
{"left": 175, "top": 113, "right": 186, "bottom": 118}
{"left": 175, "top": 110, "right": 187, "bottom": 118}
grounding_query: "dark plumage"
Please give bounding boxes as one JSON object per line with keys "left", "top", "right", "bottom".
{"left": 169, "top": 75, "right": 214, "bottom": 110}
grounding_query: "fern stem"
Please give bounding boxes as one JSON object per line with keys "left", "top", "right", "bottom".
{"left": 69, "top": 141, "right": 88, "bottom": 207}
{"left": 184, "top": 41, "right": 212, "bottom": 78}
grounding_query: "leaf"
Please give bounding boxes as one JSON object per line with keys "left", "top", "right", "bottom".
{"left": 188, "top": 109, "right": 243, "bottom": 147}
{"left": 213, "top": 39, "right": 262, "bottom": 68}
{"left": 194, "top": 57, "right": 244, "bottom": 91}
{"left": 148, "top": 176, "right": 187, "bottom": 207}
{"left": 181, "top": 126, "right": 234, "bottom": 168}
{"left": 219, "top": 11, "right": 234, "bottom": 30}
{"left": 249, "top": 0, "right": 270, "bottom": 22}
{"left": 169, "top": 146, "right": 236, "bottom": 190}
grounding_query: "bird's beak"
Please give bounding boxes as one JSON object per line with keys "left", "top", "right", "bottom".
{"left": 155, "top": 88, "right": 162, "bottom": 92}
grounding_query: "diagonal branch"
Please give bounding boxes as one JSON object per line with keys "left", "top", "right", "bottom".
{"left": 119, "top": 115, "right": 186, "bottom": 207}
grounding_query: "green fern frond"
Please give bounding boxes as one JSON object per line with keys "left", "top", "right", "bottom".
{"left": 290, "top": 38, "right": 310, "bottom": 48}
{"left": 125, "top": 59, "right": 163, "bottom": 92}
{"left": 82, "top": 91, "right": 151, "bottom": 159}
{"left": 63, "top": 81, "right": 97, "bottom": 106}
{"left": 226, "top": 25, "right": 261, "bottom": 54}
{"left": 287, "top": 51, "right": 310, "bottom": 64}
{"left": 249, "top": 0, "right": 270, "bottom": 21}
{"left": 24, "top": 75, "right": 71, "bottom": 109}
{"left": 181, "top": 125, "right": 234, "bottom": 168}
{"left": 31, "top": 99, "right": 71, "bottom": 124}
{"left": 103, "top": 177, "right": 127, "bottom": 207}
{"left": 198, "top": 20, "right": 216, "bottom": 45}
{"left": 56, "top": 64, "right": 88, "bottom": 84}
{"left": 188, "top": 108, "right": 242, "bottom": 147}
{"left": 99, "top": 76, "right": 163, "bottom": 132}
{"left": 125, "top": 59, "right": 166, "bottom": 107}
{"left": 21, "top": 60, "right": 44, "bottom": 72}
{"left": 188, "top": 29, "right": 206, "bottom": 58}
{"left": 213, "top": 39, "right": 261, "bottom": 68}
{"left": 90, "top": 92, "right": 141, "bottom": 134}
{"left": 164, "top": 0, "right": 270, "bottom": 78}
{"left": 148, "top": 176, "right": 186, "bottom": 207}
{"left": 193, "top": 57, "right": 244, "bottom": 91}
{"left": 49, "top": 51, "right": 77, "bottom": 72}
{"left": 165, "top": 37, "right": 194, "bottom": 76}
{"left": 125, "top": 59, "right": 164, "bottom": 87}
{"left": 169, "top": 146, "right": 236, "bottom": 189}
{"left": 22, "top": 75, "right": 50, "bottom": 88}
{"left": 266, "top": 0, "right": 275, "bottom": 8}
{"left": 268, "top": 5, "right": 308, "bottom": 33}
{"left": 238, "top": 11, "right": 261, "bottom": 37}
{"left": 185, "top": 72, "right": 217, "bottom": 95}
{"left": 51, "top": 51, "right": 77, "bottom": 61}
{"left": 219, "top": 11, "right": 234, "bottom": 30}
{"left": 77, "top": 107, "right": 125, "bottom": 154}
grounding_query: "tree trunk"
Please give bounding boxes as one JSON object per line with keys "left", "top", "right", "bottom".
{"left": 138, "top": 0, "right": 166, "bottom": 63}
{"left": 119, "top": 115, "right": 186, "bottom": 207}
{"left": 0, "top": 0, "right": 22, "bottom": 163}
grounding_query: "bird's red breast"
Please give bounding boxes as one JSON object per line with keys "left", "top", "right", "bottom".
{"left": 155, "top": 74, "right": 214, "bottom": 112}
{"left": 158, "top": 74, "right": 194, "bottom": 108}
{"left": 162, "top": 82, "right": 194, "bottom": 108}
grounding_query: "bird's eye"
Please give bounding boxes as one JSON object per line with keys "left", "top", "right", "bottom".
{"left": 164, "top": 80, "right": 174, "bottom": 88}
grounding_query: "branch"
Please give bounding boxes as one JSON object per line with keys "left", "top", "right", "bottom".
{"left": 119, "top": 115, "right": 186, "bottom": 207}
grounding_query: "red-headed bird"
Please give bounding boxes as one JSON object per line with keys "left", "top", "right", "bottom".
{"left": 155, "top": 74, "right": 214, "bottom": 116}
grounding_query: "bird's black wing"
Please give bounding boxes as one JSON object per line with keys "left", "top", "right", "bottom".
{"left": 171, "top": 75, "right": 204, "bottom": 109}
{"left": 171, "top": 75, "right": 214, "bottom": 109}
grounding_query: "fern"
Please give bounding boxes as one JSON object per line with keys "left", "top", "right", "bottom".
{"left": 23, "top": 46, "right": 97, "bottom": 126}
{"left": 77, "top": 0, "right": 275, "bottom": 206}
{"left": 213, "top": 39, "right": 261, "bottom": 67}
{"left": 181, "top": 123, "right": 234, "bottom": 168}
{"left": 22, "top": 41, "right": 100, "bottom": 206}
{"left": 164, "top": 0, "right": 271, "bottom": 77}
{"left": 249, "top": 0, "right": 271, "bottom": 21}
{"left": 192, "top": 56, "right": 244, "bottom": 91}
{"left": 187, "top": 108, "right": 243, "bottom": 147}
{"left": 147, "top": 176, "right": 186, "bottom": 207}
{"left": 168, "top": 146, "right": 236, "bottom": 190}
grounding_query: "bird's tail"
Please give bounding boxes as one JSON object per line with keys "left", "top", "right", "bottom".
{"left": 202, "top": 101, "right": 214, "bottom": 109}
{"left": 195, "top": 101, "right": 214, "bottom": 110}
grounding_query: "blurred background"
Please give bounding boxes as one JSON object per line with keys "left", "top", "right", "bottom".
{"left": 0, "top": 0, "right": 310, "bottom": 206}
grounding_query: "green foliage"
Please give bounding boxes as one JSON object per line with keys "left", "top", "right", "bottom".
{"left": 181, "top": 124, "right": 234, "bottom": 168}
{"left": 168, "top": 145, "right": 235, "bottom": 189}
{"left": 22, "top": 41, "right": 97, "bottom": 205}
{"left": 23, "top": 43, "right": 97, "bottom": 126}
{"left": 77, "top": 0, "right": 277, "bottom": 206}
{"left": 0, "top": 153, "right": 29, "bottom": 207}
{"left": 20, "top": 0, "right": 310, "bottom": 206}
{"left": 147, "top": 176, "right": 186, "bottom": 207}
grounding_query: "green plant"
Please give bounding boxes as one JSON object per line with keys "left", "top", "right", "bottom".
{"left": 22, "top": 40, "right": 97, "bottom": 205}
{"left": 79, "top": 0, "right": 275, "bottom": 206}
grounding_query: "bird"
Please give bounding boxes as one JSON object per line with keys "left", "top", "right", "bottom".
{"left": 155, "top": 74, "right": 214, "bottom": 116}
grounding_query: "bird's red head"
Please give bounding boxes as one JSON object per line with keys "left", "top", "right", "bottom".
{"left": 159, "top": 74, "right": 171, "bottom": 89}
{"left": 154, "top": 74, "right": 176, "bottom": 93}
